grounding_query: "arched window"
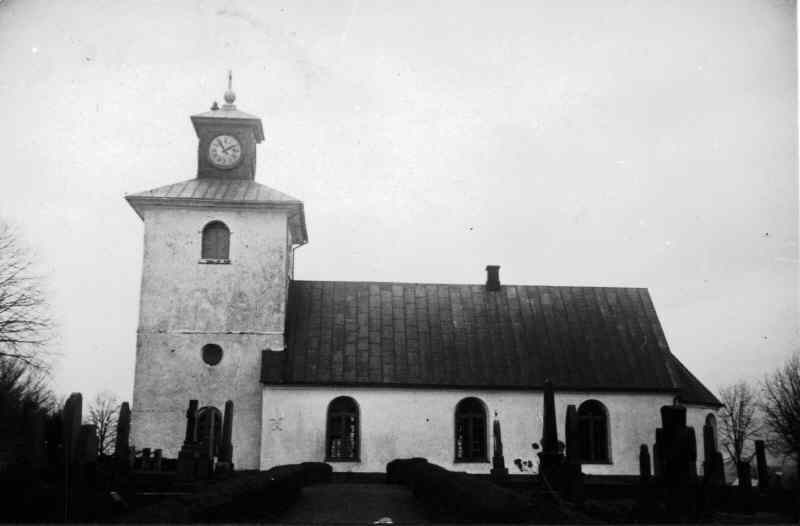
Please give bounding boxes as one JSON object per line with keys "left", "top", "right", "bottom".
{"left": 201, "top": 221, "right": 230, "bottom": 260}
{"left": 455, "top": 397, "right": 488, "bottom": 462}
{"left": 578, "top": 400, "right": 610, "bottom": 463}
{"left": 326, "top": 396, "right": 359, "bottom": 461}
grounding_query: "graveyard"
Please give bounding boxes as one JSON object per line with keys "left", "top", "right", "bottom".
{"left": 0, "top": 379, "right": 797, "bottom": 524}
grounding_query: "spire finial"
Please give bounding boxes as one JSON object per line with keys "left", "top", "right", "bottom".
{"left": 223, "top": 69, "right": 236, "bottom": 107}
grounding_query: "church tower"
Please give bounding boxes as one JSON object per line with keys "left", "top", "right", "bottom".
{"left": 126, "top": 76, "right": 307, "bottom": 469}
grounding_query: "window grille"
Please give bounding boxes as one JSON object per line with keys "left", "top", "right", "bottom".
{"left": 454, "top": 397, "right": 487, "bottom": 462}
{"left": 578, "top": 399, "right": 610, "bottom": 463}
{"left": 326, "top": 396, "right": 359, "bottom": 461}
{"left": 201, "top": 221, "right": 230, "bottom": 260}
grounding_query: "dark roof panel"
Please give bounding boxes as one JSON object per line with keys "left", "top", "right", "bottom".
{"left": 269, "top": 280, "right": 720, "bottom": 406}
{"left": 125, "top": 177, "right": 308, "bottom": 244}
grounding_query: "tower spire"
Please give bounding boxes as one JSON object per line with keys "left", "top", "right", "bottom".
{"left": 223, "top": 70, "right": 236, "bottom": 109}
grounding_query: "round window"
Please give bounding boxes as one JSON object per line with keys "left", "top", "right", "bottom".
{"left": 202, "top": 344, "right": 223, "bottom": 366}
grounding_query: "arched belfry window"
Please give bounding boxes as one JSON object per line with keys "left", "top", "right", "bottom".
{"left": 578, "top": 400, "right": 610, "bottom": 463}
{"left": 455, "top": 397, "right": 488, "bottom": 462}
{"left": 326, "top": 396, "right": 359, "bottom": 461}
{"left": 201, "top": 221, "right": 230, "bottom": 260}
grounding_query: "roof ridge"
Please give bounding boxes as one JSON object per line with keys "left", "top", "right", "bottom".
{"left": 126, "top": 177, "right": 302, "bottom": 203}
{"left": 290, "top": 279, "right": 649, "bottom": 291}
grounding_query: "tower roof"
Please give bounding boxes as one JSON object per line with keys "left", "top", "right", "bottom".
{"left": 126, "top": 177, "right": 308, "bottom": 243}
{"left": 190, "top": 72, "right": 265, "bottom": 142}
{"left": 190, "top": 107, "right": 265, "bottom": 142}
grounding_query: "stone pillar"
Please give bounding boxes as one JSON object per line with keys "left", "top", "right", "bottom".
{"left": 655, "top": 405, "right": 698, "bottom": 486}
{"left": 113, "top": 402, "right": 131, "bottom": 463}
{"left": 737, "top": 460, "right": 754, "bottom": 514}
{"left": 564, "top": 404, "right": 580, "bottom": 465}
{"left": 220, "top": 401, "right": 234, "bottom": 464}
{"left": 61, "top": 393, "right": 83, "bottom": 522}
{"left": 701, "top": 421, "right": 725, "bottom": 485}
{"left": 490, "top": 418, "right": 508, "bottom": 481}
{"left": 153, "top": 449, "right": 163, "bottom": 472}
{"left": 755, "top": 440, "right": 768, "bottom": 490}
{"left": 652, "top": 404, "right": 700, "bottom": 521}
{"left": 62, "top": 393, "right": 83, "bottom": 467}
{"left": 195, "top": 408, "right": 217, "bottom": 479}
{"left": 652, "top": 442, "right": 662, "bottom": 478}
{"left": 184, "top": 400, "right": 199, "bottom": 445}
{"left": 141, "top": 448, "right": 152, "bottom": 471}
{"left": 538, "top": 379, "right": 562, "bottom": 471}
{"left": 639, "top": 444, "right": 652, "bottom": 483}
{"left": 177, "top": 400, "right": 200, "bottom": 481}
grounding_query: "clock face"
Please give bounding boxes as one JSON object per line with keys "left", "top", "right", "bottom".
{"left": 208, "top": 134, "right": 242, "bottom": 169}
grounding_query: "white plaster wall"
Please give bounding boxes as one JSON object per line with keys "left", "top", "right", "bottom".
{"left": 132, "top": 205, "right": 290, "bottom": 469}
{"left": 261, "top": 386, "right": 680, "bottom": 475}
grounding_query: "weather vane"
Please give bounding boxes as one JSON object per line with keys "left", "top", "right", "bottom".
{"left": 223, "top": 70, "right": 236, "bottom": 106}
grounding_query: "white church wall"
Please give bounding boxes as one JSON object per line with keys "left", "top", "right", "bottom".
{"left": 261, "top": 385, "right": 677, "bottom": 475}
{"left": 132, "top": 205, "right": 291, "bottom": 469}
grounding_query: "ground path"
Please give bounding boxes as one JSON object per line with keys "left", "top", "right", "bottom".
{"left": 276, "top": 482, "right": 429, "bottom": 524}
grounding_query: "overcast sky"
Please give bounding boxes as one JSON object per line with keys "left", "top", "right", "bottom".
{"left": 0, "top": 0, "right": 796, "bottom": 404}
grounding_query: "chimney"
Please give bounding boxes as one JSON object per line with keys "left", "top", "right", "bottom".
{"left": 485, "top": 265, "right": 501, "bottom": 291}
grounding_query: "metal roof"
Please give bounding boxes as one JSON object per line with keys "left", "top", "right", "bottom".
{"left": 126, "top": 178, "right": 308, "bottom": 243}
{"left": 191, "top": 107, "right": 265, "bottom": 142}
{"left": 262, "top": 280, "right": 721, "bottom": 406}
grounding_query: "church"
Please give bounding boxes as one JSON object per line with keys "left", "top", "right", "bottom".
{"left": 126, "top": 81, "right": 721, "bottom": 475}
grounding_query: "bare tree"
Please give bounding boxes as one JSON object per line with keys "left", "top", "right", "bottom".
{"left": 0, "top": 221, "right": 53, "bottom": 370}
{"left": 0, "top": 357, "right": 54, "bottom": 415}
{"left": 718, "top": 381, "right": 762, "bottom": 467}
{"left": 762, "top": 353, "right": 800, "bottom": 465}
{"left": 88, "top": 391, "right": 119, "bottom": 456}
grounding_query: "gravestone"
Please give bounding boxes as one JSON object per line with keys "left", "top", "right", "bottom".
{"left": 113, "top": 402, "right": 131, "bottom": 465}
{"left": 654, "top": 405, "right": 697, "bottom": 485}
{"left": 141, "top": 448, "right": 152, "bottom": 470}
{"left": 538, "top": 379, "right": 562, "bottom": 471}
{"left": 737, "top": 460, "right": 754, "bottom": 514}
{"left": 536, "top": 381, "right": 583, "bottom": 503}
{"left": 217, "top": 400, "right": 235, "bottom": 474}
{"left": 755, "top": 440, "right": 768, "bottom": 490}
{"left": 490, "top": 418, "right": 508, "bottom": 481}
{"left": 153, "top": 449, "right": 163, "bottom": 472}
{"left": 652, "top": 442, "right": 662, "bottom": 478}
{"left": 177, "top": 400, "right": 200, "bottom": 481}
{"left": 651, "top": 404, "right": 699, "bottom": 522}
{"left": 564, "top": 404, "right": 580, "bottom": 465}
{"left": 62, "top": 393, "right": 83, "bottom": 467}
{"left": 61, "top": 393, "right": 83, "bottom": 522}
{"left": 639, "top": 444, "right": 651, "bottom": 483}
{"left": 195, "top": 406, "right": 222, "bottom": 479}
{"left": 560, "top": 404, "right": 584, "bottom": 503}
{"left": 702, "top": 420, "right": 725, "bottom": 485}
